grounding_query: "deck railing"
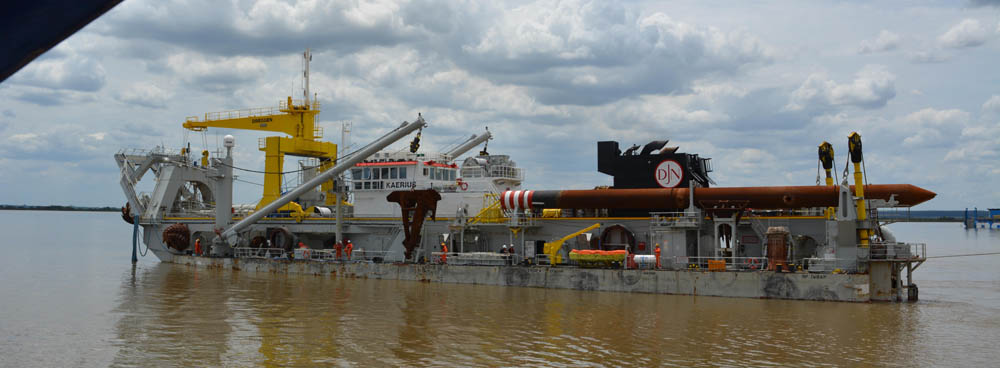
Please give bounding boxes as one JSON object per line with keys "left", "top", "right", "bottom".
{"left": 235, "top": 247, "right": 287, "bottom": 259}
{"left": 867, "top": 242, "right": 926, "bottom": 260}
{"left": 650, "top": 211, "right": 701, "bottom": 228}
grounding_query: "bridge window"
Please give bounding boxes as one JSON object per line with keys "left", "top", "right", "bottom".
{"left": 400, "top": 167, "right": 407, "bottom": 179}
{"left": 381, "top": 168, "right": 389, "bottom": 179}
{"left": 423, "top": 168, "right": 428, "bottom": 177}
{"left": 362, "top": 167, "right": 371, "bottom": 180}
{"left": 351, "top": 168, "right": 361, "bottom": 179}
{"left": 373, "top": 168, "right": 380, "bottom": 180}
{"left": 390, "top": 167, "right": 397, "bottom": 179}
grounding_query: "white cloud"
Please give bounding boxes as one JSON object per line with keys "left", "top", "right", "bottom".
{"left": 858, "top": 30, "right": 900, "bottom": 54}
{"left": 785, "top": 65, "right": 896, "bottom": 111}
{"left": 969, "top": 0, "right": 1000, "bottom": 8}
{"left": 9, "top": 55, "right": 106, "bottom": 92}
{"left": 982, "top": 95, "right": 1000, "bottom": 112}
{"left": 2, "top": 0, "right": 1000, "bottom": 209}
{"left": 101, "top": 0, "right": 430, "bottom": 57}
{"left": 459, "top": 1, "right": 772, "bottom": 105}
{"left": 116, "top": 83, "right": 174, "bottom": 109}
{"left": 938, "top": 19, "right": 989, "bottom": 49}
{"left": 165, "top": 53, "right": 267, "bottom": 91}
{"left": 906, "top": 49, "right": 951, "bottom": 64}
{"left": 900, "top": 108, "right": 970, "bottom": 146}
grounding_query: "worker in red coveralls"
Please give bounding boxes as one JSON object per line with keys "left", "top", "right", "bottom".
{"left": 297, "top": 242, "right": 309, "bottom": 259}
{"left": 194, "top": 239, "right": 202, "bottom": 256}
{"left": 345, "top": 239, "right": 354, "bottom": 260}
{"left": 440, "top": 242, "right": 448, "bottom": 264}
{"left": 334, "top": 240, "right": 343, "bottom": 260}
{"left": 655, "top": 243, "right": 661, "bottom": 269}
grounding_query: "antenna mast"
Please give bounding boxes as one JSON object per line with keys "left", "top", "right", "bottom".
{"left": 341, "top": 121, "right": 353, "bottom": 156}
{"left": 303, "top": 48, "right": 312, "bottom": 106}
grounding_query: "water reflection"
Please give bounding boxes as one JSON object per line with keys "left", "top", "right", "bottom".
{"left": 4, "top": 212, "right": 994, "bottom": 367}
{"left": 108, "top": 263, "right": 951, "bottom": 367}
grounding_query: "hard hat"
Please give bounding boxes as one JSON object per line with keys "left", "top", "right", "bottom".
{"left": 347, "top": 239, "right": 352, "bottom": 243}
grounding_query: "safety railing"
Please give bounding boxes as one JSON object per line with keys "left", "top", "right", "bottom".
{"left": 508, "top": 212, "right": 536, "bottom": 227}
{"left": 459, "top": 165, "right": 524, "bottom": 180}
{"left": 801, "top": 257, "right": 866, "bottom": 273}
{"left": 235, "top": 247, "right": 395, "bottom": 262}
{"left": 349, "top": 250, "right": 393, "bottom": 262}
{"left": 432, "top": 252, "right": 511, "bottom": 266}
{"left": 279, "top": 99, "right": 320, "bottom": 111}
{"left": 867, "top": 242, "right": 926, "bottom": 260}
{"left": 650, "top": 211, "right": 701, "bottom": 228}
{"left": 469, "top": 193, "right": 507, "bottom": 224}
{"left": 118, "top": 147, "right": 182, "bottom": 157}
{"left": 235, "top": 247, "right": 287, "bottom": 259}
{"left": 667, "top": 256, "right": 770, "bottom": 271}
{"left": 745, "top": 208, "right": 826, "bottom": 217}
{"left": 295, "top": 248, "right": 385, "bottom": 262}
{"left": 187, "top": 106, "right": 282, "bottom": 124}
{"left": 293, "top": 248, "right": 334, "bottom": 260}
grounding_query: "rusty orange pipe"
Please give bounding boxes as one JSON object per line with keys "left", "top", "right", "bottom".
{"left": 503, "top": 184, "right": 935, "bottom": 210}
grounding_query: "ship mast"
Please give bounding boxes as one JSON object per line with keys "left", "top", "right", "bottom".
{"left": 303, "top": 48, "right": 312, "bottom": 106}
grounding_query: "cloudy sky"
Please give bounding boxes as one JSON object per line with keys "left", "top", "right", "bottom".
{"left": 1, "top": 0, "right": 999, "bottom": 209}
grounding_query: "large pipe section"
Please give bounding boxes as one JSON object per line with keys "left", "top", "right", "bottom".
{"left": 500, "top": 184, "right": 935, "bottom": 211}
{"left": 220, "top": 116, "right": 428, "bottom": 244}
{"left": 445, "top": 130, "right": 492, "bottom": 159}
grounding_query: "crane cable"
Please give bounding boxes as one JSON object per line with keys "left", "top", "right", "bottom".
{"left": 217, "top": 145, "right": 372, "bottom": 175}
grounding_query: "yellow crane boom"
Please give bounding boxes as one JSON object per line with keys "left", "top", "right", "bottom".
{"left": 183, "top": 51, "right": 339, "bottom": 219}
{"left": 544, "top": 223, "right": 601, "bottom": 265}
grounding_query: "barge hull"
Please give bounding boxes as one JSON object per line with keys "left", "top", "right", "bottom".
{"left": 171, "top": 256, "right": 872, "bottom": 302}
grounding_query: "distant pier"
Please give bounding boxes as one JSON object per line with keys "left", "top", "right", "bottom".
{"left": 965, "top": 208, "right": 1000, "bottom": 229}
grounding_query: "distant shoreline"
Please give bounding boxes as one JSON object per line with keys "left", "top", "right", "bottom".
{"left": 0, "top": 205, "right": 118, "bottom": 213}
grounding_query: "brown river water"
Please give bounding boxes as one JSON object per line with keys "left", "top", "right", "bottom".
{"left": 1, "top": 211, "right": 999, "bottom": 367}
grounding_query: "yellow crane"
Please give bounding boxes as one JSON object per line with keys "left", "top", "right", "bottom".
{"left": 182, "top": 49, "right": 338, "bottom": 218}
{"left": 543, "top": 223, "right": 601, "bottom": 265}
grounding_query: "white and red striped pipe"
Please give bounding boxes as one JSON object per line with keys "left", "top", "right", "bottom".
{"left": 500, "top": 190, "right": 534, "bottom": 211}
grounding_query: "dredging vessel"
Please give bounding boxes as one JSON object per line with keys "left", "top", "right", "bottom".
{"left": 116, "top": 50, "right": 935, "bottom": 302}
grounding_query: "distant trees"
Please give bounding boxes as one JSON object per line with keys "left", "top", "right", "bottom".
{"left": 0, "top": 204, "right": 118, "bottom": 212}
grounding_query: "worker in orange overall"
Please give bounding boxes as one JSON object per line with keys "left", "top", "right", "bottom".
{"left": 440, "top": 242, "right": 448, "bottom": 264}
{"left": 654, "top": 243, "right": 661, "bottom": 269}
{"left": 345, "top": 239, "right": 354, "bottom": 260}
{"left": 194, "top": 239, "right": 202, "bottom": 256}
{"left": 334, "top": 241, "right": 343, "bottom": 260}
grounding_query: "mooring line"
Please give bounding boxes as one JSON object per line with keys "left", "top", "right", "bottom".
{"left": 927, "top": 252, "right": 1000, "bottom": 259}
